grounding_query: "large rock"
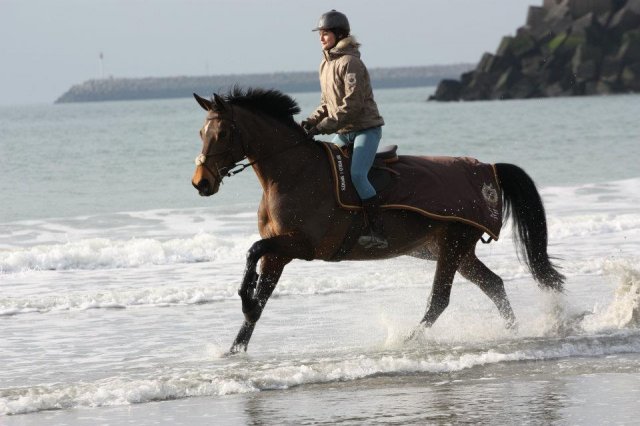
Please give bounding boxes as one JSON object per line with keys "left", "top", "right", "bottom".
{"left": 609, "top": 2, "right": 640, "bottom": 35}
{"left": 428, "top": 79, "right": 462, "bottom": 101}
{"left": 617, "top": 32, "right": 640, "bottom": 63}
{"left": 572, "top": 44, "right": 603, "bottom": 81}
{"left": 527, "top": 6, "right": 547, "bottom": 27}
{"left": 621, "top": 61, "right": 640, "bottom": 89}
{"left": 567, "top": 0, "right": 618, "bottom": 19}
{"left": 430, "top": 0, "right": 640, "bottom": 101}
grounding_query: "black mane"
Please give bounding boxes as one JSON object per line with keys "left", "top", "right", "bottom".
{"left": 217, "top": 87, "right": 302, "bottom": 128}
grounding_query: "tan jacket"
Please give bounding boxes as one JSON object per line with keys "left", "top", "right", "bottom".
{"left": 306, "top": 36, "right": 384, "bottom": 134}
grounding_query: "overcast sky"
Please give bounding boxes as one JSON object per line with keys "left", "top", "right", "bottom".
{"left": 0, "top": 0, "right": 538, "bottom": 105}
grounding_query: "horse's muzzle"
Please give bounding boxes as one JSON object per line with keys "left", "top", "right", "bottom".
{"left": 192, "top": 165, "right": 220, "bottom": 196}
{"left": 193, "top": 178, "right": 212, "bottom": 196}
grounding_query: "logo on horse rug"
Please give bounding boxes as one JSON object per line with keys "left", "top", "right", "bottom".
{"left": 321, "top": 142, "right": 503, "bottom": 240}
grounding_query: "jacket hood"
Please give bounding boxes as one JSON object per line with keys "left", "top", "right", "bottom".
{"left": 325, "top": 36, "right": 361, "bottom": 60}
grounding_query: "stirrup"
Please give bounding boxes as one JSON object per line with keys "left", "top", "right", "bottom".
{"left": 358, "top": 232, "right": 388, "bottom": 249}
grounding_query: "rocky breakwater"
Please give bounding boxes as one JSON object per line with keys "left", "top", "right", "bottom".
{"left": 430, "top": 0, "right": 640, "bottom": 101}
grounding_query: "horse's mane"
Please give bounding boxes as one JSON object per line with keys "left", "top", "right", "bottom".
{"left": 217, "top": 87, "right": 303, "bottom": 131}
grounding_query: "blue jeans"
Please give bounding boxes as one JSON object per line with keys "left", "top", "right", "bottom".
{"left": 332, "top": 126, "right": 382, "bottom": 200}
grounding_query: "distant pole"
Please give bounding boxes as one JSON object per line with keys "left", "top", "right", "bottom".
{"left": 99, "top": 52, "right": 104, "bottom": 79}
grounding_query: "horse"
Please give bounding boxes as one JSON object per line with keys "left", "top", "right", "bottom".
{"left": 191, "top": 87, "right": 565, "bottom": 353}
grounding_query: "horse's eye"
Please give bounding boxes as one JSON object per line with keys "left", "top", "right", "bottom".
{"left": 218, "top": 130, "right": 228, "bottom": 139}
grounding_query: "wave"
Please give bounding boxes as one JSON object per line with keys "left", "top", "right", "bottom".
{"left": 2, "top": 250, "right": 638, "bottom": 320}
{"left": 0, "top": 285, "right": 237, "bottom": 316}
{"left": 0, "top": 267, "right": 424, "bottom": 317}
{"left": 0, "top": 232, "right": 254, "bottom": 274}
{"left": 1, "top": 210, "right": 637, "bottom": 275}
{"left": 2, "top": 331, "right": 638, "bottom": 416}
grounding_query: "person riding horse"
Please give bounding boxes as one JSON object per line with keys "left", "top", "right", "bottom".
{"left": 301, "top": 10, "right": 387, "bottom": 249}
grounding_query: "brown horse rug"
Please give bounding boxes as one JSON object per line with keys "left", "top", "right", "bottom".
{"left": 321, "top": 142, "right": 503, "bottom": 240}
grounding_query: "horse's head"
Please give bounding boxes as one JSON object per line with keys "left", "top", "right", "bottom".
{"left": 192, "top": 93, "right": 244, "bottom": 196}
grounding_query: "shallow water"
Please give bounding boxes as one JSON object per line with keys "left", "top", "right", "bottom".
{"left": 1, "top": 88, "right": 639, "bottom": 423}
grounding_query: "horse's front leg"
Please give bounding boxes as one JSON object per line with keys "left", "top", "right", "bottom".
{"left": 229, "top": 234, "right": 314, "bottom": 353}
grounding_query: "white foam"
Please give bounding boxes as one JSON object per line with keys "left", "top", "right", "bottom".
{"left": 0, "top": 285, "right": 237, "bottom": 316}
{"left": 2, "top": 333, "right": 639, "bottom": 416}
{"left": 0, "top": 232, "right": 255, "bottom": 274}
{"left": 582, "top": 259, "right": 640, "bottom": 331}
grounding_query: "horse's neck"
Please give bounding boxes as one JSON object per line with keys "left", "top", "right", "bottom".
{"left": 240, "top": 111, "right": 321, "bottom": 191}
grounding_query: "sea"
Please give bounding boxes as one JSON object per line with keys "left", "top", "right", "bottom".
{"left": 1, "top": 87, "right": 639, "bottom": 425}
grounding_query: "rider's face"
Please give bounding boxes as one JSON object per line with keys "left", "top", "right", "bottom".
{"left": 319, "top": 30, "right": 336, "bottom": 50}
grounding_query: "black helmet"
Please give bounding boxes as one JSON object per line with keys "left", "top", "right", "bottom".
{"left": 312, "top": 10, "right": 350, "bottom": 34}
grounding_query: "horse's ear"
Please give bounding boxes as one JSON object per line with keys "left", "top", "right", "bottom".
{"left": 213, "top": 93, "right": 227, "bottom": 111}
{"left": 194, "top": 93, "right": 212, "bottom": 111}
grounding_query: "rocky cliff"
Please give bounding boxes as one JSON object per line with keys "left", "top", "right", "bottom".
{"left": 430, "top": 0, "right": 640, "bottom": 101}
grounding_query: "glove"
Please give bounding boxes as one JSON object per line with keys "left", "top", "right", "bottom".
{"left": 301, "top": 120, "right": 319, "bottom": 137}
{"left": 305, "top": 126, "right": 320, "bottom": 137}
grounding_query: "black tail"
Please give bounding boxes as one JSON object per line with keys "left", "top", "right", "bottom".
{"left": 495, "top": 163, "right": 564, "bottom": 291}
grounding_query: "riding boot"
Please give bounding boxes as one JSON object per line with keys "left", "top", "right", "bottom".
{"left": 358, "top": 195, "right": 389, "bottom": 249}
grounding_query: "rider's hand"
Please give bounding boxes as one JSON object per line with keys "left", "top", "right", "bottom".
{"left": 301, "top": 120, "right": 319, "bottom": 137}
{"left": 304, "top": 126, "right": 319, "bottom": 138}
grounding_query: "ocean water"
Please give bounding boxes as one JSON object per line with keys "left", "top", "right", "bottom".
{"left": 1, "top": 88, "right": 639, "bottom": 424}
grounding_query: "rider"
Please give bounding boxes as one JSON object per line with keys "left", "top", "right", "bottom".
{"left": 301, "top": 10, "right": 388, "bottom": 249}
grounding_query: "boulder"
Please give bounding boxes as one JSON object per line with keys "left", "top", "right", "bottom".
{"left": 595, "top": 80, "right": 615, "bottom": 93}
{"left": 460, "top": 72, "right": 498, "bottom": 100}
{"left": 527, "top": 6, "right": 547, "bottom": 27}
{"left": 509, "top": 76, "right": 539, "bottom": 98}
{"left": 511, "top": 33, "right": 538, "bottom": 57}
{"left": 544, "top": 81, "right": 571, "bottom": 96}
{"left": 571, "top": 44, "right": 603, "bottom": 81}
{"left": 544, "top": 1, "right": 574, "bottom": 33}
{"left": 496, "top": 36, "right": 515, "bottom": 57}
{"left": 460, "top": 71, "right": 475, "bottom": 86}
{"left": 494, "top": 67, "right": 520, "bottom": 93}
{"left": 617, "top": 33, "right": 640, "bottom": 63}
{"left": 600, "top": 54, "right": 623, "bottom": 82}
{"left": 567, "top": 0, "right": 617, "bottom": 19}
{"left": 429, "top": 79, "right": 462, "bottom": 101}
{"left": 475, "top": 53, "right": 515, "bottom": 80}
{"left": 521, "top": 54, "right": 546, "bottom": 77}
{"left": 608, "top": 3, "right": 640, "bottom": 36}
{"left": 430, "top": 0, "right": 640, "bottom": 101}
{"left": 571, "top": 12, "right": 607, "bottom": 44}
{"left": 621, "top": 61, "right": 640, "bottom": 90}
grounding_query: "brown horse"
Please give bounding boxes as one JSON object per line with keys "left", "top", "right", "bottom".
{"left": 191, "top": 87, "right": 564, "bottom": 353}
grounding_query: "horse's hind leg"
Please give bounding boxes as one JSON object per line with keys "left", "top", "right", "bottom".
{"left": 458, "top": 253, "right": 517, "bottom": 329}
{"left": 420, "top": 224, "right": 479, "bottom": 327}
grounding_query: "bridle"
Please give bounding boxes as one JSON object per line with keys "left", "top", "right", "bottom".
{"left": 195, "top": 104, "right": 309, "bottom": 187}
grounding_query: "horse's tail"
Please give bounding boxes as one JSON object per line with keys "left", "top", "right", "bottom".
{"left": 495, "top": 163, "right": 564, "bottom": 291}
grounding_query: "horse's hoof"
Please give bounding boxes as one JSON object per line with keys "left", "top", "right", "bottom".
{"left": 405, "top": 324, "right": 425, "bottom": 342}
{"left": 225, "top": 344, "right": 247, "bottom": 356}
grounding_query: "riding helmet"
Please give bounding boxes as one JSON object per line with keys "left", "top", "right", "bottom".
{"left": 312, "top": 10, "right": 350, "bottom": 35}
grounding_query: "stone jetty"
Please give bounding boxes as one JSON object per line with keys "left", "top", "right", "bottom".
{"left": 55, "top": 65, "right": 472, "bottom": 103}
{"left": 430, "top": 0, "right": 640, "bottom": 101}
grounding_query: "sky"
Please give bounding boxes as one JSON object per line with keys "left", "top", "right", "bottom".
{"left": 0, "top": 0, "right": 539, "bottom": 105}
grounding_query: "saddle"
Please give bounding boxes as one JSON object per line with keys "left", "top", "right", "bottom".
{"left": 321, "top": 142, "right": 503, "bottom": 240}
